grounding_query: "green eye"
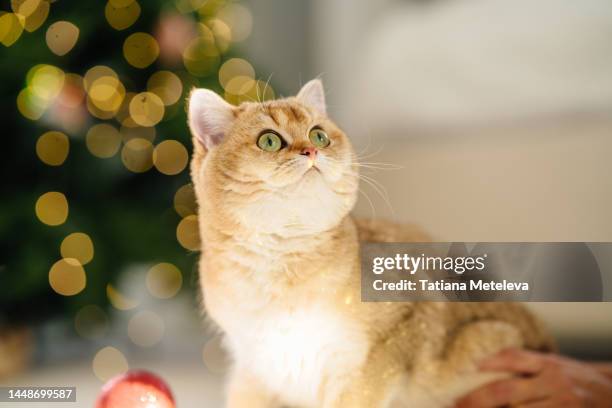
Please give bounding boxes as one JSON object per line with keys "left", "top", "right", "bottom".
{"left": 309, "top": 128, "right": 330, "bottom": 148}
{"left": 257, "top": 132, "right": 283, "bottom": 152}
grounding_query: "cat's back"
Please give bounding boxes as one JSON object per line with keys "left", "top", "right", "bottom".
{"left": 353, "top": 217, "right": 432, "bottom": 243}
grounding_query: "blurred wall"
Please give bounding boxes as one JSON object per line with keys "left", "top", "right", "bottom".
{"left": 241, "top": 0, "right": 312, "bottom": 95}
{"left": 350, "top": 119, "right": 612, "bottom": 240}
{"left": 311, "top": 0, "right": 612, "bottom": 135}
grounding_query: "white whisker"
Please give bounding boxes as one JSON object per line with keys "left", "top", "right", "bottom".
{"left": 358, "top": 173, "right": 396, "bottom": 217}
{"left": 358, "top": 188, "right": 376, "bottom": 218}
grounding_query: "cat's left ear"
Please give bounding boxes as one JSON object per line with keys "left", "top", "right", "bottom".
{"left": 188, "top": 88, "right": 236, "bottom": 150}
{"left": 297, "top": 79, "right": 326, "bottom": 116}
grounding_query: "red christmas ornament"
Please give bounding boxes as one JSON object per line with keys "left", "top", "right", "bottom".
{"left": 96, "top": 370, "right": 176, "bottom": 408}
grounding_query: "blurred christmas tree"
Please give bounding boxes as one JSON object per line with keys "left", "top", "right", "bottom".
{"left": 0, "top": 0, "right": 273, "bottom": 327}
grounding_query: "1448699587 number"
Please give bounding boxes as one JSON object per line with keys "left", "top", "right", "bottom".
{"left": 1, "top": 387, "right": 76, "bottom": 402}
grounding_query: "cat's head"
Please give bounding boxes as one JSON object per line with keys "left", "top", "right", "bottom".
{"left": 188, "top": 80, "right": 358, "bottom": 236}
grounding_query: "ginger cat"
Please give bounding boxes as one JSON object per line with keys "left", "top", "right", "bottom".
{"left": 187, "top": 80, "right": 553, "bottom": 408}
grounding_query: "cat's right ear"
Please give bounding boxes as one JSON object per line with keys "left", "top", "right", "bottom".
{"left": 188, "top": 88, "right": 235, "bottom": 150}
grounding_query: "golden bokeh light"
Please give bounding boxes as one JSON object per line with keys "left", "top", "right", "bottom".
{"left": 183, "top": 37, "right": 220, "bottom": 77}
{"left": 35, "top": 191, "right": 68, "bottom": 226}
{"left": 83, "top": 65, "right": 118, "bottom": 91}
{"left": 147, "top": 71, "right": 183, "bottom": 106}
{"left": 92, "top": 346, "right": 128, "bottom": 382}
{"left": 46, "top": 21, "right": 79, "bottom": 56}
{"left": 88, "top": 75, "right": 125, "bottom": 113}
{"left": 87, "top": 98, "right": 115, "bottom": 120}
{"left": 121, "top": 138, "right": 154, "bottom": 173}
{"left": 49, "top": 258, "right": 86, "bottom": 296}
{"left": 109, "top": 0, "right": 135, "bottom": 7}
{"left": 248, "top": 79, "right": 275, "bottom": 101}
{"left": 75, "top": 305, "right": 109, "bottom": 340}
{"left": 176, "top": 214, "right": 200, "bottom": 251}
{"left": 127, "top": 311, "right": 165, "bottom": 347}
{"left": 106, "top": 284, "right": 139, "bottom": 310}
{"left": 253, "top": 80, "right": 276, "bottom": 101}
{"left": 22, "top": 0, "right": 50, "bottom": 32}
{"left": 175, "top": 0, "right": 207, "bottom": 14}
{"left": 218, "top": 58, "right": 254, "bottom": 91}
{"left": 207, "top": 18, "right": 232, "bottom": 54}
{"left": 223, "top": 76, "right": 254, "bottom": 100}
{"left": 196, "top": 22, "right": 215, "bottom": 43}
{"left": 118, "top": 115, "right": 137, "bottom": 128}
{"left": 17, "top": 88, "right": 46, "bottom": 120}
{"left": 189, "top": 0, "right": 208, "bottom": 10}
{"left": 11, "top": 0, "right": 41, "bottom": 18}
{"left": 146, "top": 263, "right": 183, "bottom": 299}
{"left": 105, "top": 0, "right": 141, "bottom": 31}
{"left": 129, "top": 92, "right": 165, "bottom": 127}
{"left": 153, "top": 140, "right": 188, "bottom": 175}
{"left": 83, "top": 65, "right": 121, "bottom": 119}
{"left": 114, "top": 91, "right": 135, "bottom": 125}
{"left": 28, "top": 64, "right": 65, "bottom": 102}
{"left": 61, "top": 232, "right": 94, "bottom": 265}
{"left": 224, "top": 79, "right": 275, "bottom": 105}
{"left": 173, "top": 183, "right": 197, "bottom": 218}
{"left": 123, "top": 32, "right": 159, "bottom": 69}
{"left": 0, "top": 12, "right": 24, "bottom": 46}
{"left": 202, "top": 336, "right": 228, "bottom": 375}
{"left": 36, "top": 130, "right": 69, "bottom": 166}
{"left": 174, "top": 0, "right": 218, "bottom": 14}
{"left": 120, "top": 124, "right": 155, "bottom": 143}
{"left": 217, "top": 3, "right": 252, "bottom": 42}
{"left": 83, "top": 67, "right": 123, "bottom": 118}
{"left": 86, "top": 123, "right": 122, "bottom": 158}
{"left": 197, "top": 0, "right": 227, "bottom": 17}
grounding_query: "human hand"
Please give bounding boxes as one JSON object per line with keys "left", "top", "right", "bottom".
{"left": 456, "top": 349, "right": 612, "bottom": 407}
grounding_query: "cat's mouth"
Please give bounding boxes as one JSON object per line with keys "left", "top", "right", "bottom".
{"left": 302, "top": 157, "right": 322, "bottom": 175}
{"left": 303, "top": 162, "right": 324, "bottom": 179}
{"left": 294, "top": 157, "right": 328, "bottom": 183}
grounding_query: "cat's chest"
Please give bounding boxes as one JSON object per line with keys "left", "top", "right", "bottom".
{"left": 226, "top": 304, "right": 369, "bottom": 407}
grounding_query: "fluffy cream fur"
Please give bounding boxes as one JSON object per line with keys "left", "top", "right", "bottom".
{"left": 188, "top": 80, "right": 554, "bottom": 408}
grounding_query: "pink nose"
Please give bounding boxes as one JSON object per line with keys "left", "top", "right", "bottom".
{"left": 300, "top": 147, "right": 318, "bottom": 159}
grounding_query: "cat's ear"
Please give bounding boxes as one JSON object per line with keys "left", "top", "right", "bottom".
{"left": 188, "top": 88, "right": 235, "bottom": 150}
{"left": 297, "top": 79, "right": 326, "bottom": 116}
